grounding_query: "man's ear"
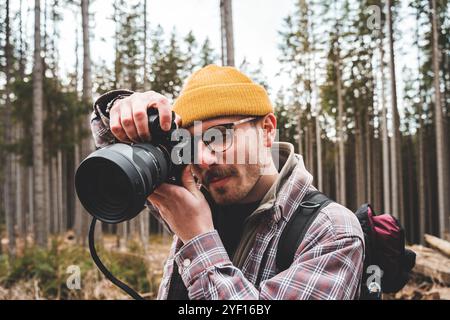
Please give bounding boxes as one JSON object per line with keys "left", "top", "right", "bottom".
{"left": 259, "top": 113, "right": 277, "bottom": 148}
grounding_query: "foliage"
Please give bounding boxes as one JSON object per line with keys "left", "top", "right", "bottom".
{"left": 0, "top": 238, "right": 162, "bottom": 299}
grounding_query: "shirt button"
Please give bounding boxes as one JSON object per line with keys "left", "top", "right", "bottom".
{"left": 183, "top": 259, "right": 191, "bottom": 268}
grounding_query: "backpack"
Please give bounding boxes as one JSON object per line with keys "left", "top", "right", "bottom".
{"left": 276, "top": 190, "right": 416, "bottom": 300}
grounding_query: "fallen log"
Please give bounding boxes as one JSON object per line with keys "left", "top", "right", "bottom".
{"left": 424, "top": 234, "right": 450, "bottom": 258}
{"left": 408, "top": 245, "right": 450, "bottom": 286}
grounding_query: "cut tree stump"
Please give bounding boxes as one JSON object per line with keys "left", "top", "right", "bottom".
{"left": 424, "top": 234, "right": 450, "bottom": 258}
{"left": 408, "top": 245, "right": 450, "bottom": 286}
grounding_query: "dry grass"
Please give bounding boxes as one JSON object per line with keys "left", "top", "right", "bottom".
{"left": 0, "top": 233, "right": 172, "bottom": 300}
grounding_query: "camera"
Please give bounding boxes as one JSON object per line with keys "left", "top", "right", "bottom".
{"left": 75, "top": 109, "right": 192, "bottom": 224}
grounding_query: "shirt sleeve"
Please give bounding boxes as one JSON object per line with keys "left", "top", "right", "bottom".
{"left": 173, "top": 205, "right": 364, "bottom": 300}
{"left": 89, "top": 89, "right": 134, "bottom": 148}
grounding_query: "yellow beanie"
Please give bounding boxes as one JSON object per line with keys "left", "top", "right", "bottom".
{"left": 173, "top": 64, "right": 274, "bottom": 128}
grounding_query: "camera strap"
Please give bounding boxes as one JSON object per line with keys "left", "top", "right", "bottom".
{"left": 89, "top": 217, "right": 145, "bottom": 300}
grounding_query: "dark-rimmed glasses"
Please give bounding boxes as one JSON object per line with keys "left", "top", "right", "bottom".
{"left": 193, "top": 117, "right": 257, "bottom": 153}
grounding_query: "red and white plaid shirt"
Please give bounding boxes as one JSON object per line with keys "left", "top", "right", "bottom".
{"left": 90, "top": 90, "right": 365, "bottom": 300}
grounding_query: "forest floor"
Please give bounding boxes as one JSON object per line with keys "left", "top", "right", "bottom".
{"left": 384, "top": 244, "right": 450, "bottom": 300}
{"left": 0, "top": 235, "right": 449, "bottom": 300}
{"left": 0, "top": 233, "right": 172, "bottom": 299}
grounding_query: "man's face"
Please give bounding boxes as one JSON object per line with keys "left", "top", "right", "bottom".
{"left": 187, "top": 116, "right": 266, "bottom": 205}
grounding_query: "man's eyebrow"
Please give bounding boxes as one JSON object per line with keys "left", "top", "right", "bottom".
{"left": 188, "top": 116, "right": 249, "bottom": 134}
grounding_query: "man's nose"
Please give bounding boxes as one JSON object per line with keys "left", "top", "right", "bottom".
{"left": 196, "top": 139, "right": 217, "bottom": 169}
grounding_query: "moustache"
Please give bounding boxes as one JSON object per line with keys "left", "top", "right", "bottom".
{"left": 203, "top": 166, "right": 238, "bottom": 186}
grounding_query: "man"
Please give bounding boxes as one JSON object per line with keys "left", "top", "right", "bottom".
{"left": 90, "top": 64, "right": 364, "bottom": 300}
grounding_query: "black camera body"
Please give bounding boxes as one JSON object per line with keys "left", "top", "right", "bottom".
{"left": 75, "top": 109, "right": 189, "bottom": 224}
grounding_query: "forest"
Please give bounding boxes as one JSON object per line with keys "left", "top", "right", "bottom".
{"left": 0, "top": 0, "right": 449, "bottom": 300}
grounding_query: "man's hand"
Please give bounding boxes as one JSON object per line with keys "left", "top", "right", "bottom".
{"left": 147, "top": 165, "right": 214, "bottom": 244}
{"left": 109, "top": 91, "right": 181, "bottom": 143}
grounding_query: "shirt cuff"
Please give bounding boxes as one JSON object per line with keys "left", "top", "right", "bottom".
{"left": 174, "top": 230, "right": 232, "bottom": 286}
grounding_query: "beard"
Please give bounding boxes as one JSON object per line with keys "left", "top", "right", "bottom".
{"left": 195, "top": 164, "right": 261, "bottom": 205}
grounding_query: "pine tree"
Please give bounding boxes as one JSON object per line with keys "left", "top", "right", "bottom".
{"left": 33, "top": 0, "right": 47, "bottom": 247}
{"left": 430, "top": 0, "right": 449, "bottom": 238}
{"left": 199, "top": 37, "right": 217, "bottom": 67}
{"left": 3, "top": 0, "right": 16, "bottom": 256}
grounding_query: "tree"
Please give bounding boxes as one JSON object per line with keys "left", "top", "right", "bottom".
{"left": 430, "top": 0, "right": 448, "bottom": 238}
{"left": 149, "top": 29, "right": 185, "bottom": 99}
{"left": 220, "top": 0, "right": 235, "bottom": 66}
{"left": 199, "top": 37, "right": 217, "bottom": 67}
{"left": 239, "top": 57, "right": 270, "bottom": 91}
{"left": 378, "top": 10, "right": 391, "bottom": 214}
{"left": 183, "top": 31, "right": 198, "bottom": 76}
{"left": 143, "top": 0, "right": 148, "bottom": 91}
{"left": 334, "top": 28, "right": 346, "bottom": 206}
{"left": 3, "top": 0, "right": 16, "bottom": 256}
{"left": 33, "top": 0, "right": 47, "bottom": 247}
{"left": 386, "top": 0, "right": 404, "bottom": 222}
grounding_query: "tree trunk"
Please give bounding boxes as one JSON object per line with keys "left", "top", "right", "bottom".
{"left": 72, "top": 15, "right": 86, "bottom": 241}
{"left": 306, "top": 124, "right": 311, "bottom": 173}
{"left": 309, "top": 121, "right": 315, "bottom": 178}
{"left": 130, "top": 218, "right": 138, "bottom": 240}
{"left": 297, "top": 113, "right": 303, "bottom": 156}
{"left": 119, "top": 222, "right": 128, "bottom": 249}
{"left": 33, "top": 0, "right": 47, "bottom": 247}
{"left": 61, "top": 151, "right": 68, "bottom": 232}
{"left": 373, "top": 137, "right": 382, "bottom": 212}
{"left": 3, "top": 0, "right": 17, "bottom": 256}
{"left": 220, "top": 0, "right": 235, "bottom": 66}
{"left": 355, "top": 112, "right": 365, "bottom": 206}
{"left": 15, "top": 125, "right": 25, "bottom": 240}
{"left": 379, "top": 29, "right": 391, "bottom": 214}
{"left": 74, "top": 142, "right": 85, "bottom": 243}
{"left": 415, "top": 9, "right": 426, "bottom": 244}
{"left": 143, "top": 0, "right": 148, "bottom": 90}
{"left": 19, "top": 0, "right": 26, "bottom": 77}
{"left": 140, "top": 211, "right": 149, "bottom": 252}
{"left": 365, "top": 109, "right": 372, "bottom": 203}
{"left": 335, "top": 44, "right": 346, "bottom": 206}
{"left": 28, "top": 166, "right": 34, "bottom": 236}
{"left": 45, "top": 162, "right": 51, "bottom": 236}
{"left": 80, "top": 0, "right": 98, "bottom": 242}
{"left": 81, "top": 0, "right": 93, "bottom": 117}
{"left": 57, "top": 150, "right": 64, "bottom": 233}
{"left": 430, "top": 0, "right": 449, "bottom": 239}
{"left": 315, "top": 116, "right": 323, "bottom": 191}
{"left": 386, "top": 0, "right": 403, "bottom": 222}
{"left": 48, "top": 158, "right": 53, "bottom": 234}
{"left": 334, "top": 145, "right": 340, "bottom": 202}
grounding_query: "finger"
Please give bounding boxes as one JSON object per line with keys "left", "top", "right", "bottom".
{"left": 110, "top": 104, "right": 129, "bottom": 142}
{"left": 120, "top": 99, "right": 140, "bottom": 142}
{"left": 181, "top": 165, "right": 201, "bottom": 197}
{"left": 154, "top": 183, "right": 182, "bottom": 198}
{"left": 147, "top": 192, "right": 165, "bottom": 205}
{"left": 131, "top": 102, "right": 151, "bottom": 141}
{"left": 148, "top": 94, "right": 172, "bottom": 131}
{"left": 174, "top": 113, "right": 182, "bottom": 127}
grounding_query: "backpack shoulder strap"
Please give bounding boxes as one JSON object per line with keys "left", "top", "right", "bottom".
{"left": 276, "top": 190, "right": 333, "bottom": 272}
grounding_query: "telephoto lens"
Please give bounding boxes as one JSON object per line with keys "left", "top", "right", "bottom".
{"left": 75, "top": 109, "right": 189, "bottom": 224}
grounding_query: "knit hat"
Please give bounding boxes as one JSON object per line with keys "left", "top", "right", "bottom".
{"left": 173, "top": 64, "right": 274, "bottom": 128}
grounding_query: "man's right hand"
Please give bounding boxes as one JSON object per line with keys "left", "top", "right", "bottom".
{"left": 109, "top": 91, "right": 181, "bottom": 143}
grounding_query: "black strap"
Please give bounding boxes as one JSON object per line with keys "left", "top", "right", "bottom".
{"left": 276, "top": 190, "right": 333, "bottom": 272}
{"left": 89, "top": 218, "right": 145, "bottom": 300}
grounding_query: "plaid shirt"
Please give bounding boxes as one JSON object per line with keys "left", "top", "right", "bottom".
{"left": 90, "top": 90, "right": 365, "bottom": 300}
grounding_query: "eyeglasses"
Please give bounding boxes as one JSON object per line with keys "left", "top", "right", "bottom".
{"left": 193, "top": 117, "right": 257, "bottom": 153}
